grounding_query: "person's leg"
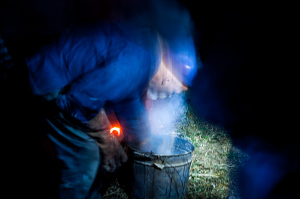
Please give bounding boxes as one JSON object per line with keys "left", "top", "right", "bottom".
{"left": 46, "top": 114, "right": 100, "bottom": 199}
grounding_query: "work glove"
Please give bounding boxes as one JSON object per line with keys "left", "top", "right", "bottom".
{"left": 85, "top": 108, "right": 128, "bottom": 172}
{"left": 87, "top": 130, "right": 128, "bottom": 172}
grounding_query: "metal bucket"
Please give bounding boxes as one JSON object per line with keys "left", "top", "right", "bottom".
{"left": 124, "top": 134, "right": 194, "bottom": 199}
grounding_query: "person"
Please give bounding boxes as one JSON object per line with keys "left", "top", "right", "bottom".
{"left": 25, "top": 19, "right": 197, "bottom": 198}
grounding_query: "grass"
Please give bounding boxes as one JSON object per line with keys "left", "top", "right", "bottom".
{"left": 102, "top": 93, "right": 248, "bottom": 199}
{"left": 175, "top": 104, "right": 232, "bottom": 199}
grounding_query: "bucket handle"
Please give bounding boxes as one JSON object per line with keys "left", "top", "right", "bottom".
{"left": 153, "top": 163, "right": 165, "bottom": 170}
{"left": 134, "top": 159, "right": 192, "bottom": 170}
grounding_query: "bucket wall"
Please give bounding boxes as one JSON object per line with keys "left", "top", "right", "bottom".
{"left": 125, "top": 135, "right": 194, "bottom": 199}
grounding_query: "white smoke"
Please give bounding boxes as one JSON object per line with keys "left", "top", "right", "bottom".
{"left": 146, "top": 93, "right": 187, "bottom": 155}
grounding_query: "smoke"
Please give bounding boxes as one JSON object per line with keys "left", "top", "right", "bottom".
{"left": 148, "top": 93, "right": 186, "bottom": 134}
{"left": 143, "top": 93, "right": 187, "bottom": 155}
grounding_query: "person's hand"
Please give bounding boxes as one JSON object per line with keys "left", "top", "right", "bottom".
{"left": 85, "top": 108, "right": 127, "bottom": 172}
{"left": 85, "top": 109, "right": 128, "bottom": 172}
{"left": 84, "top": 108, "right": 111, "bottom": 131}
{"left": 88, "top": 130, "right": 128, "bottom": 172}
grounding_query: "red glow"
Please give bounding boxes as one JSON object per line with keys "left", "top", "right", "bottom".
{"left": 110, "top": 127, "right": 120, "bottom": 136}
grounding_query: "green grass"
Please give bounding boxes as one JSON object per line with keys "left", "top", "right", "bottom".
{"left": 102, "top": 97, "right": 246, "bottom": 199}
{"left": 175, "top": 104, "right": 232, "bottom": 199}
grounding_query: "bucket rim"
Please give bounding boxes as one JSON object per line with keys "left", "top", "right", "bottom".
{"left": 127, "top": 134, "right": 195, "bottom": 157}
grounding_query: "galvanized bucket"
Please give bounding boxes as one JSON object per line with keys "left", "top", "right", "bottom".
{"left": 125, "top": 134, "right": 194, "bottom": 199}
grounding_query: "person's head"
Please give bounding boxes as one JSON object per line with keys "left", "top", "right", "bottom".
{"left": 146, "top": 35, "right": 197, "bottom": 100}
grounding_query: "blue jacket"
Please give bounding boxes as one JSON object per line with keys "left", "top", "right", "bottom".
{"left": 26, "top": 21, "right": 161, "bottom": 143}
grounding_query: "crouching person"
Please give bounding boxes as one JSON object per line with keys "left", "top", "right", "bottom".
{"left": 26, "top": 20, "right": 197, "bottom": 198}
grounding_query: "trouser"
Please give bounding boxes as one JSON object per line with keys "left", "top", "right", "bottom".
{"left": 45, "top": 112, "right": 101, "bottom": 199}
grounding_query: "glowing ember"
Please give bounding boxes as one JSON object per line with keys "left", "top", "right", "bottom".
{"left": 110, "top": 127, "right": 120, "bottom": 136}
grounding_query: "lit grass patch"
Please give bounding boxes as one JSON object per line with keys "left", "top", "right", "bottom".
{"left": 174, "top": 104, "right": 232, "bottom": 199}
{"left": 102, "top": 180, "right": 129, "bottom": 199}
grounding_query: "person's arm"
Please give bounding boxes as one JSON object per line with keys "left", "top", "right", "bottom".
{"left": 112, "top": 98, "right": 151, "bottom": 149}
{"left": 54, "top": 36, "right": 151, "bottom": 122}
{"left": 25, "top": 24, "right": 109, "bottom": 97}
{"left": 25, "top": 43, "right": 70, "bottom": 96}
